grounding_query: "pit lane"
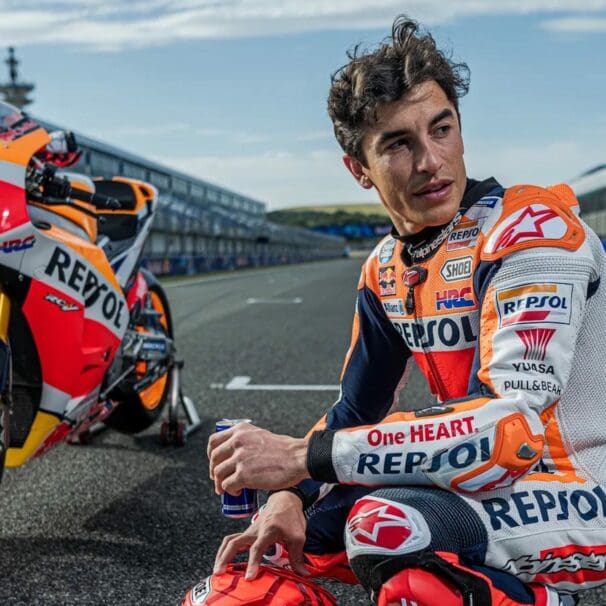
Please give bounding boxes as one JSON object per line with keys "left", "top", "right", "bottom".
{"left": 0, "top": 259, "right": 602, "bottom": 605}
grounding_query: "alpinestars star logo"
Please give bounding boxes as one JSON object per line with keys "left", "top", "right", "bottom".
{"left": 495, "top": 205, "right": 559, "bottom": 250}
{"left": 347, "top": 500, "right": 412, "bottom": 550}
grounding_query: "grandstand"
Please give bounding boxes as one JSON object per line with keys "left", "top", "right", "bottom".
{"left": 38, "top": 119, "right": 346, "bottom": 276}
{"left": 571, "top": 165, "right": 606, "bottom": 239}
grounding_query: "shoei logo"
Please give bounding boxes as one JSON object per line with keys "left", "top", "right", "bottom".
{"left": 496, "top": 283, "right": 573, "bottom": 327}
{"left": 440, "top": 256, "right": 472, "bottom": 282}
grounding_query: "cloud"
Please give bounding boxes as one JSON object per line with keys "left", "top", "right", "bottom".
{"left": 101, "top": 122, "right": 191, "bottom": 136}
{"left": 151, "top": 131, "right": 605, "bottom": 210}
{"left": 541, "top": 16, "right": 606, "bottom": 31}
{"left": 153, "top": 148, "right": 377, "bottom": 209}
{"left": 466, "top": 137, "right": 605, "bottom": 188}
{"left": 1, "top": 1, "right": 606, "bottom": 50}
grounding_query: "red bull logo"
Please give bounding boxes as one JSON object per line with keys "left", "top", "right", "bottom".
{"left": 379, "top": 266, "right": 397, "bottom": 296}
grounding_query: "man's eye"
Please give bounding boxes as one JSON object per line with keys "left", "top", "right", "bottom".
{"left": 434, "top": 124, "right": 451, "bottom": 136}
{"left": 388, "top": 138, "right": 409, "bottom": 150}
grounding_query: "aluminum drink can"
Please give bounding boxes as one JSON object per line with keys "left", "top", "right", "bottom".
{"left": 215, "top": 419, "right": 259, "bottom": 519}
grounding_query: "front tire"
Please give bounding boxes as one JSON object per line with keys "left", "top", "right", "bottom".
{"left": 106, "top": 282, "right": 173, "bottom": 434}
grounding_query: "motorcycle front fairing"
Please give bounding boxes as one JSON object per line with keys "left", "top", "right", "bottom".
{"left": 0, "top": 104, "right": 129, "bottom": 466}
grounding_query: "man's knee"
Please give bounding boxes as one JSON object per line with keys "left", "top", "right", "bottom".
{"left": 344, "top": 487, "right": 487, "bottom": 591}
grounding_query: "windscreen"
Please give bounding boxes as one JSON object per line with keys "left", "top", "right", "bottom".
{"left": 0, "top": 101, "right": 39, "bottom": 141}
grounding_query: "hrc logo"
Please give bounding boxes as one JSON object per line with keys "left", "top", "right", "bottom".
{"left": 436, "top": 287, "right": 474, "bottom": 311}
{"left": 1, "top": 235, "right": 35, "bottom": 253}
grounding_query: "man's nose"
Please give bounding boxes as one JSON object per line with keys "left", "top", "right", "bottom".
{"left": 415, "top": 141, "right": 442, "bottom": 174}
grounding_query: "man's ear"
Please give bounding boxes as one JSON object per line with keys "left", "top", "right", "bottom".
{"left": 343, "top": 155, "right": 373, "bottom": 189}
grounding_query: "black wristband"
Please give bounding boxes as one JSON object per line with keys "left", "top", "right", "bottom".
{"left": 307, "top": 430, "right": 338, "bottom": 483}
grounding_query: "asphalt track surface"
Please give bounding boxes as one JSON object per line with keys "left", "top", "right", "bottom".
{"left": 0, "top": 258, "right": 603, "bottom": 606}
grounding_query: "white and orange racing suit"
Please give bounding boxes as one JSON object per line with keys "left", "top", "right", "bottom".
{"left": 285, "top": 177, "right": 606, "bottom": 602}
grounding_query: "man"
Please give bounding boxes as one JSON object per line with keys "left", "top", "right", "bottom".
{"left": 207, "top": 15, "right": 606, "bottom": 606}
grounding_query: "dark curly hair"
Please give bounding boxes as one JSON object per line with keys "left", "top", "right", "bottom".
{"left": 327, "top": 15, "right": 470, "bottom": 162}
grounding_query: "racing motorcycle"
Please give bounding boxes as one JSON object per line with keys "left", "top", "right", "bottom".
{"left": 0, "top": 101, "right": 199, "bottom": 484}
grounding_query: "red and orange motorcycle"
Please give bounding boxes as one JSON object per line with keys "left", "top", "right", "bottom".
{"left": 0, "top": 101, "right": 199, "bottom": 483}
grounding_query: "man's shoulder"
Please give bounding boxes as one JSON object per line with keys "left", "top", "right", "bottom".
{"left": 479, "top": 182, "right": 585, "bottom": 261}
{"left": 359, "top": 235, "right": 402, "bottom": 290}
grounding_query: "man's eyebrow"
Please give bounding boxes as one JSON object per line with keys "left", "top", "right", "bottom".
{"left": 376, "top": 108, "right": 455, "bottom": 147}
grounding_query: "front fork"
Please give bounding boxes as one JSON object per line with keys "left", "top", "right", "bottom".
{"left": 0, "top": 291, "right": 11, "bottom": 477}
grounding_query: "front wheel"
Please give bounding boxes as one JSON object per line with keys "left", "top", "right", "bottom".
{"left": 106, "top": 282, "right": 173, "bottom": 434}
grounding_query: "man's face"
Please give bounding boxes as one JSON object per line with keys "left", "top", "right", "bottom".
{"left": 344, "top": 80, "right": 467, "bottom": 236}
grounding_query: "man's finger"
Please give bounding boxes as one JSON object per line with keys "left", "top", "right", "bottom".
{"left": 285, "top": 537, "right": 310, "bottom": 577}
{"left": 245, "top": 535, "right": 275, "bottom": 580}
{"left": 214, "top": 533, "right": 252, "bottom": 574}
{"left": 208, "top": 436, "right": 235, "bottom": 473}
{"left": 214, "top": 459, "right": 241, "bottom": 494}
{"left": 207, "top": 427, "right": 234, "bottom": 459}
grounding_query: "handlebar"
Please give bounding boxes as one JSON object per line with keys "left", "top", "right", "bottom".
{"left": 28, "top": 164, "right": 121, "bottom": 210}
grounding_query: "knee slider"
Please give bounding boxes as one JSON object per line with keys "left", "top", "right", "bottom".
{"left": 344, "top": 495, "right": 432, "bottom": 590}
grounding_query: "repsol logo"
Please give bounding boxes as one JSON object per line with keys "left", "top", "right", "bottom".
{"left": 357, "top": 436, "right": 490, "bottom": 476}
{"left": 393, "top": 315, "right": 477, "bottom": 350}
{"left": 45, "top": 247, "right": 124, "bottom": 329}
{"left": 496, "top": 283, "right": 573, "bottom": 327}
{"left": 482, "top": 486, "right": 606, "bottom": 530}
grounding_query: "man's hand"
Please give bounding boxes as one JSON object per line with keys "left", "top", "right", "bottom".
{"left": 208, "top": 422, "right": 310, "bottom": 494}
{"left": 214, "top": 491, "right": 309, "bottom": 580}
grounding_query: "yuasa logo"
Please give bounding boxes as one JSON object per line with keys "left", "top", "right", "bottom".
{"left": 1, "top": 235, "right": 35, "bottom": 253}
{"left": 516, "top": 328, "right": 556, "bottom": 361}
{"left": 496, "top": 283, "right": 573, "bottom": 327}
{"left": 440, "top": 256, "right": 472, "bottom": 282}
{"left": 436, "top": 287, "right": 474, "bottom": 311}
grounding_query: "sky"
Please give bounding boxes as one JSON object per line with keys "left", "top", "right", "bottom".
{"left": 1, "top": 0, "right": 605, "bottom": 210}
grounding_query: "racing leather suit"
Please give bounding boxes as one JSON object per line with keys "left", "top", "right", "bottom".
{"left": 287, "top": 177, "right": 606, "bottom": 600}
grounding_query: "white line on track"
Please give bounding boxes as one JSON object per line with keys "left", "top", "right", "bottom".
{"left": 215, "top": 376, "right": 340, "bottom": 391}
{"left": 246, "top": 297, "right": 302, "bottom": 304}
